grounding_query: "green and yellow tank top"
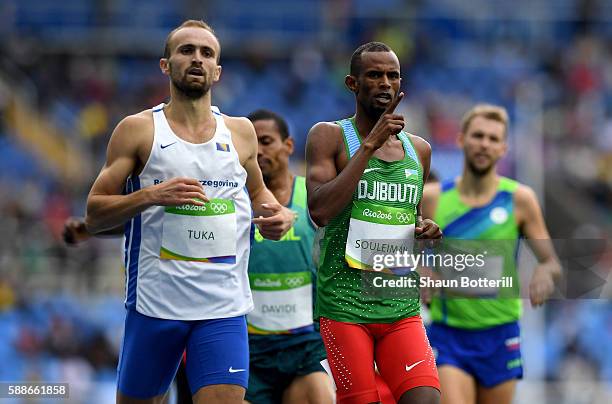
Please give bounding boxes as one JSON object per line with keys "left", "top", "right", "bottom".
{"left": 247, "top": 176, "right": 320, "bottom": 353}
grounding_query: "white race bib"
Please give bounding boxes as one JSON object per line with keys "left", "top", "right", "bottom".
{"left": 345, "top": 201, "right": 415, "bottom": 271}
{"left": 160, "top": 199, "right": 237, "bottom": 264}
{"left": 247, "top": 272, "right": 314, "bottom": 334}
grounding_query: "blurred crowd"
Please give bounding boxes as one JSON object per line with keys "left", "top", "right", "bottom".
{"left": 0, "top": 0, "right": 610, "bottom": 401}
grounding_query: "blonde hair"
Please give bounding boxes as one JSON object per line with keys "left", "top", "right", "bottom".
{"left": 461, "top": 104, "right": 509, "bottom": 137}
{"left": 163, "top": 20, "right": 217, "bottom": 59}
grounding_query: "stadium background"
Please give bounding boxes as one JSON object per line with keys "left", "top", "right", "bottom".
{"left": 0, "top": 0, "right": 610, "bottom": 402}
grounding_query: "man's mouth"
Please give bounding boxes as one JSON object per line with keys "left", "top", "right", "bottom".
{"left": 374, "top": 93, "right": 392, "bottom": 104}
{"left": 187, "top": 67, "right": 204, "bottom": 76}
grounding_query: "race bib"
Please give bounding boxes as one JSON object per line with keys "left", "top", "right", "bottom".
{"left": 247, "top": 271, "right": 314, "bottom": 334}
{"left": 345, "top": 201, "right": 415, "bottom": 271}
{"left": 160, "top": 198, "right": 237, "bottom": 264}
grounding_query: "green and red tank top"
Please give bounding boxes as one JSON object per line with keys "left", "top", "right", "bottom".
{"left": 314, "top": 117, "right": 424, "bottom": 323}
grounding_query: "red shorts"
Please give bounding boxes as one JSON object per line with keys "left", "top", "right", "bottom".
{"left": 320, "top": 315, "right": 439, "bottom": 404}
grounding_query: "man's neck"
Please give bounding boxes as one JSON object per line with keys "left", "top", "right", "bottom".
{"left": 458, "top": 168, "right": 499, "bottom": 197}
{"left": 265, "top": 170, "right": 294, "bottom": 206}
{"left": 354, "top": 105, "right": 379, "bottom": 139}
{"left": 165, "top": 88, "right": 214, "bottom": 129}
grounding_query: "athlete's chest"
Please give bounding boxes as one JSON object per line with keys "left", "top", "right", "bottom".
{"left": 335, "top": 136, "right": 406, "bottom": 170}
{"left": 373, "top": 138, "right": 405, "bottom": 161}
{"left": 438, "top": 191, "right": 517, "bottom": 238}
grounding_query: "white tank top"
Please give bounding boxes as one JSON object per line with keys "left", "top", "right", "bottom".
{"left": 122, "top": 103, "right": 254, "bottom": 320}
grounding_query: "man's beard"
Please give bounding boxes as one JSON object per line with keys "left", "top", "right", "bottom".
{"left": 466, "top": 158, "right": 494, "bottom": 177}
{"left": 171, "top": 72, "right": 211, "bottom": 99}
{"left": 261, "top": 167, "right": 274, "bottom": 184}
{"left": 262, "top": 172, "right": 271, "bottom": 184}
{"left": 359, "top": 97, "right": 386, "bottom": 120}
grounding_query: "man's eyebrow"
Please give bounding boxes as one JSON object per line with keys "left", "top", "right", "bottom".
{"left": 177, "top": 43, "right": 215, "bottom": 49}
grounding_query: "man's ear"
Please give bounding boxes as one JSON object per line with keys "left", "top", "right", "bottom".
{"left": 345, "top": 75, "right": 358, "bottom": 93}
{"left": 284, "top": 137, "right": 295, "bottom": 156}
{"left": 500, "top": 140, "right": 508, "bottom": 158}
{"left": 456, "top": 131, "right": 464, "bottom": 149}
{"left": 160, "top": 58, "right": 170, "bottom": 76}
{"left": 213, "top": 65, "right": 222, "bottom": 82}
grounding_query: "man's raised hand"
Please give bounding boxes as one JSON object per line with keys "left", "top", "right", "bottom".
{"left": 364, "top": 92, "right": 405, "bottom": 151}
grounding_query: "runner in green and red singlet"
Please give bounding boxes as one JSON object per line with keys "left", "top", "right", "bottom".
{"left": 306, "top": 42, "right": 441, "bottom": 404}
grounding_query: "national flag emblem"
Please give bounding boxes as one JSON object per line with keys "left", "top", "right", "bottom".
{"left": 216, "top": 142, "right": 230, "bottom": 152}
{"left": 505, "top": 337, "right": 520, "bottom": 351}
{"left": 405, "top": 169, "right": 417, "bottom": 178}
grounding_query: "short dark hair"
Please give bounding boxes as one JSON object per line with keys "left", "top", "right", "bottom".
{"left": 163, "top": 20, "right": 218, "bottom": 60}
{"left": 247, "top": 109, "right": 290, "bottom": 140}
{"left": 350, "top": 42, "right": 393, "bottom": 76}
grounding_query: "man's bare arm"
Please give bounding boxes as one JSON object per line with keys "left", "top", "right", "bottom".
{"left": 305, "top": 122, "right": 373, "bottom": 227}
{"left": 63, "top": 217, "right": 124, "bottom": 245}
{"left": 85, "top": 113, "right": 207, "bottom": 234}
{"left": 421, "top": 183, "right": 441, "bottom": 221}
{"left": 307, "top": 93, "right": 406, "bottom": 227}
{"left": 516, "top": 185, "right": 562, "bottom": 306}
{"left": 411, "top": 136, "right": 442, "bottom": 239}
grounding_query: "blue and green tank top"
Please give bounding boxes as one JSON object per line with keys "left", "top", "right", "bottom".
{"left": 430, "top": 176, "right": 522, "bottom": 329}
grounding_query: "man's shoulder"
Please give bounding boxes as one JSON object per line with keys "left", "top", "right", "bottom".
{"left": 109, "top": 109, "right": 154, "bottom": 147}
{"left": 115, "top": 109, "right": 154, "bottom": 134}
{"left": 406, "top": 133, "right": 431, "bottom": 153}
{"left": 222, "top": 115, "right": 258, "bottom": 149}
{"left": 222, "top": 114, "right": 253, "bottom": 132}
{"left": 513, "top": 182, "right": 537, "bottom": 205}
{"left": 308, "top": 121, "right": 342, "bottom": 140}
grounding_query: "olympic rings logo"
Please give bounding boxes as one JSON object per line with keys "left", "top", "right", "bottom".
{"left": 210, "top": 202, "right": 228, "bottom": 214}
{"left": 396, "top": 212, "right": 411, "bottom": 223}
{"left": 285, "top": 277, "right": 305, "bottom": 287}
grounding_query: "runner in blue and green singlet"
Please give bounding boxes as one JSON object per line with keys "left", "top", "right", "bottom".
{"left": 422, "top": 104, "right": 561, "bottom": 404}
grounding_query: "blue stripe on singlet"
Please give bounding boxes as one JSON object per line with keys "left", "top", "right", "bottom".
{"left": 125, "top": 176, "right": 142, "bottom": 309}
{"left": 338, "top": 119, "right": 360, "bottom": 158}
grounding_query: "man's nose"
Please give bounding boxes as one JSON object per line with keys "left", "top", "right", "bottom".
{"left": 380, "top": 75, "right": 391, "bottom": 89}
{"left": 192, "top": 52, "right": 204, "bottom": 64}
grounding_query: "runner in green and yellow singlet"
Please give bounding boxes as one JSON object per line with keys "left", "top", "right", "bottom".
{"left": 245, "top": 110, "right": 333, "bottom": 404}
{"left": 306, "top": 42, "right": 441, "bottom": 404}
{"left": 421, "top": 104, "right": 561, "bottom": 404}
